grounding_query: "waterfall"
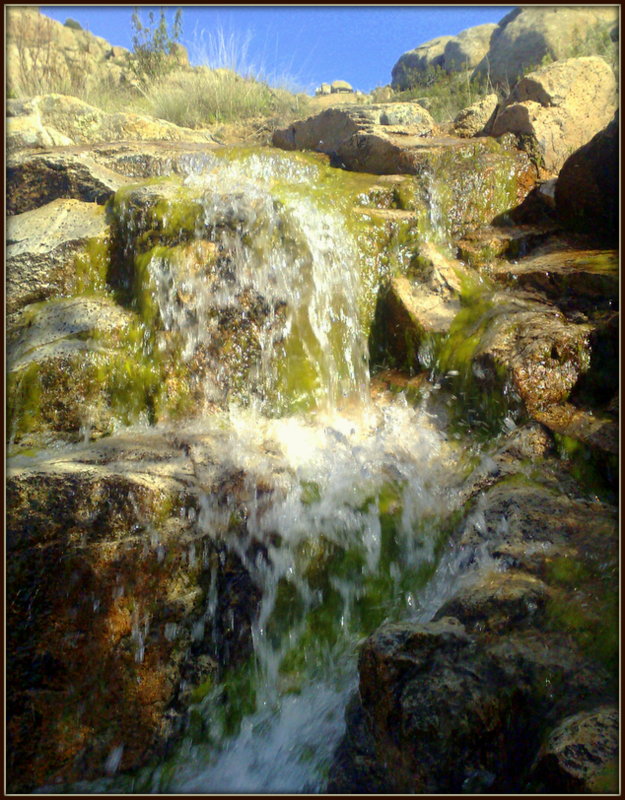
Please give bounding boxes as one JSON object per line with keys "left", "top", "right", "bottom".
{"left": 112, "top": 151, "right": 472, "bottom": 793}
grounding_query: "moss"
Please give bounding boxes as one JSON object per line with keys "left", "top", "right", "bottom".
{"left": 71, "top": 236, "right": 111, "bottom": 296}
{"left": 7, "top": 361, "right": 42, "bottom": 440}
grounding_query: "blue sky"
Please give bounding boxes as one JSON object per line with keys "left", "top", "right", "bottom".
{"left": 40, "top": 6, "right": 515, "bottom": 94}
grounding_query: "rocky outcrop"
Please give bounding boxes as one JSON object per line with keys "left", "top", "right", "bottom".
{"left": 451, "top": 93, "right": 498, "bottom": 137}
{"left": 391, "top": 24, "right": 495, "bottom": 90}
{"left": 273, "top": 103, "right": 437, "bottom": 172}
{"left": 555, "top": 113, "right": 618, "bottom": 242}
{"left": 7, "top": 94, "right": 214, "bottom": 152}
{"left": 6, "top": 7, "right": 134, "bottom": 98}
{"left": 442, "top": 23, "right": 497, "bottom": 72}
{"left": 472, "top": 7, "right": 618, "bottom": 87}
{"left": 489, "top": 57, "right": 617, "bottom": 173}
{"left": 391, "top": 36, "right": 454, "bottom": 90}
{"left": 329, "top": 456, "right": 618, "bottom": 792}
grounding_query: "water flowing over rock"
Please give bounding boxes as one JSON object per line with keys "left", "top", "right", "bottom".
{"left": 5, "top": 17, "right": 619, "bottom": 788}
{"left": 488, "top": 57, "right": 617, "bottom": 173}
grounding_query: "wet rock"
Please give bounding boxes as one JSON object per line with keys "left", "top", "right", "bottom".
{"left": 472, "top": 7, "right": 618, "bottom": 87}
{"left": 452, "top": 93, "right": 498, "bottom": 138}
{"left": 489, "top": 57, "right": 617, "bottom": 173}
{"left": 7, "top": 149, "right": 131, "bottom": 215}
{"left": 555, "top": 112, "right": 618, "bottom": 242}
{"left": 529, "top": 706, "right": 619, "bottom": 793}
{"left": 471, "top": 294, "right": 593, "bottom": 411}
{"left": 434, "top": 569, "right": 551, "bottom": 633}
{"left": 533, "top": 403, "right": 618, "bottom": 457}
{"left": 6, "top": 436, "right": 260, "bottom": 792}
{"left": 456, "top": 223, "right": 556, "bottom": 268}
{"left": 6, "top": 198, "right": 109, "bottom": 314}
{"left": 489, "top": 244, "right": 619, "bottom": 313}
{"left": 6, "top": 94, "right": 214, "bottom": 152}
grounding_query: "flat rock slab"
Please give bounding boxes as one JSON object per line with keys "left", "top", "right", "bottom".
{"left": 7, "top": 149, "right": 133, "bottom": 215}
{"left": 490, "top": 247, "right": 619, "bottom": 310}
{"left": 6, "top": 198, "right": 109, "bottom": 314}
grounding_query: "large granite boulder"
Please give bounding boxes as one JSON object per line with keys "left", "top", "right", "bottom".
{"left": 472, "top": 7, "right": 618, "bottom": 87}
{"left": 7, "top": 94, "right": 214, "bottom": 152}
{"left": 555, "top": 112, "right": 618, "bottom": 242}
{"left": 391, "top": 36, "right": 454, "bottom": 90}
{"left": 391, "top": 23, "right": 496, "bottom": 90}
{"left": 489, "top": 57, "right": 617, "bottom": 172}
{"left": 442, "top": 23, "right": 497, "bottom": 72}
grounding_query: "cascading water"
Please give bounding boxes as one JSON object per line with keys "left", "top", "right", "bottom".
{"left": 58, "top": 150, "right": 483, "bottom": 793}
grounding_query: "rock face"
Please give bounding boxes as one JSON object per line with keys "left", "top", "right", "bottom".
{"left": 391, "top": 24, "right": 495, "bottom": 89}
{"left": 329, "top": 455, "right": 618, "bottom": 793}
{"left": 555, "top": 113, "right": 618, "bottom": 242}
{"left": 6, "top": 435, "right": 261, "bottom": 792}
{"left": 452, "top": 93, "right": 498, "bottom": 137}
{"left": 472, "top": 6, "right": 618, "bottom": 87}
{"left": 442, "top": 23, "right": 497, "bottom": 73}
{"left": 6, "top": 198, "right": 109, "bottom": 315}
{"left": 7, "top": 94, "right": 214, "bottom": 152}
{"left": 391, "top": 36, "right": 454, "bottom": 89}
{"left": 489, "top": 57, "right": 617, "bottom": 173}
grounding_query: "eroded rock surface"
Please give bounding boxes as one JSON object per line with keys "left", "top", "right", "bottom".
{"left": 489, "top": 57, "right": 617, "bottom": 172}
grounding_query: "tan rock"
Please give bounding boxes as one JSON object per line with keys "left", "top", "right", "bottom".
{"left": 6, "top": 93, "right": 215, "bottom": 152}
{"left": 443, "top": 23, "right": 497, "bottom": 72}
{"left": 452, "top": 93, "right": 498, "bottom": 137}
{"left": 473, "top": 7, "right": 618, "bottom": 87}
{"left": 489, "top": 57, "right": 617, "bottom": 172}
{"left": 391, "top": 35, "right": 454, "bottom": 89}
{"left": 6, "top": 198, "right": 109, "bottom": 314}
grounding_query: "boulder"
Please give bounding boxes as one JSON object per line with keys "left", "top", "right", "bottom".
{"left": 443, "top": 23, "right": 497, "bottom": 72}
{"left": 533, "top": 403, "right": 618, "bottom": 458}
{"left": 529, "top": 707, "right": 619, "bottom": 793}
{"left": 331, "top": 79, "right": 353, "bottom": 93}
{"left": 489, "top": 57, "right": 617, "bottom": 172}
{"left": 555, "top": 112, "right": 618, "bottom": 242}
{"left": 6, "top": 435, "right": 259, "bottom": 791}
{"left": 391, "top": 35, "right": 454, "bottom": 90}
{"left": 273, "top": 104, "right": 436, "bottom": 160}
{"left": 6, "top": 94, "right": 214, "bottom": 152}
{"left": 452, "top": 93, "right": 498, "bottom": 137}
{"left": 472, "top": 7, "right": 618, "bottom": 87}
{"left": 6, "top": 198, "right": 109, "bottom": 315}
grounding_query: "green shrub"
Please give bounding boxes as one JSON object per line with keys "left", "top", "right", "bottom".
{"left": 129, "top": 7, "right": 183, "bottom": 88}
{"left": 63, "top": 18, "right": 83, "bottom": 31}
{"left": 393, "top": 66, "right": 494, "bottom": 123}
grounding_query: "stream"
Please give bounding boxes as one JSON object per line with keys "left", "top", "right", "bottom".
{"left": 26, "top": 148, "right": 529, "bottom": 793}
